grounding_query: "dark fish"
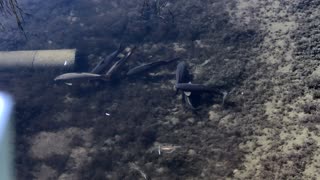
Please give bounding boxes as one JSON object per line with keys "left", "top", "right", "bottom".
{"left": 175, "top": 83, "right": 221, "bottom": 93}
{"left": 126, "top": 57, "right": 179, "bottom": 76}
{"left": 105, "top": 47, "right": 136, "bottom": 77}
{"left": 175, "top": 61, "right": 189, "bottom": 94}
{"left": 175, "top": 61, "right": 187, "bottom": 84}
{"left": 90, "top": 44, "right": 124, "bottom": 74}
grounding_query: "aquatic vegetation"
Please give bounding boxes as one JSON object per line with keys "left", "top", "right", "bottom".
{"left": 140, "top": 0, "right": 174, "bottom": 22}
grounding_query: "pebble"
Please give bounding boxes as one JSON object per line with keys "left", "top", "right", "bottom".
{"left": 104, "top": 138, "right": 113, "bottom": 146}
{"left": 188, "top": 149, "right": 196, "bottom": 156}
{"left": 170, "top": 117, "right": 180, "bottom": 125}
{"left": 197, "top": 121, "right": 205, "bottom": 127}
{"left": 156, "top": 167, "right": 165, "bottom": 174}
{"left": 208, "top": 111, "right": 220, "bottom": 121}
{"left": 114, "top": 135, "right": 121, "bottom": 142}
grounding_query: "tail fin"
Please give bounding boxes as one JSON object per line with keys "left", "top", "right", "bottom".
{"left": 100, "top": 74, "right": 111, "bottom": 81}
{"left": 222, "top": 91, "right": 228, "bottom": 106}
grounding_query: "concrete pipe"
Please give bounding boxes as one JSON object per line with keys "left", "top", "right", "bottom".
{"left": 0, "top": 49, "right": 76, "bottom": 69}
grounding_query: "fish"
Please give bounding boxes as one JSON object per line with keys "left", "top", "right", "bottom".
{"left": 183, "top": 82, "right": 192, "bottom": 96}
{"left": 175, "top": 61, "right": 187, "bottom": 84}
{"left": 126, "top": 57, "right": 179, "bottom": 76}
{"left": 90, "top": 44, "right": 124, "bottom": 74}
{"left": 175, "top": 83, "right": 221, "bottom": 93}
{"left": 54, "top": 72, "right": 106, "bottom": 83}
{"left": 105, "top": 47, "right": 136, "bottom": 77}
{"left": 175, "top": 61, "right": 189, "bottom": 94}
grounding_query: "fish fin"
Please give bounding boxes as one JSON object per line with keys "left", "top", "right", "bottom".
{"left": 222, "top": 91, "right": 228, "bottom": 105}
{"left": 65, "top": 82, "right": 72, "bottom": 86}
{"left": 184, "top": 82, "right": 192, "bottom": 96}
{"left": 100, "top": 75, "right": 111, "bottom": 81}
{"left": 184, "top": 95, "right": 197, "bottom": 110}
{"left": 184, "top": 91, "right": 191, "bottom": 96}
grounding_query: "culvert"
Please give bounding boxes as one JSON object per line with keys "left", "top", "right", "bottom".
{"left": 0, "top": 49, "right": 76, "bottom": 70}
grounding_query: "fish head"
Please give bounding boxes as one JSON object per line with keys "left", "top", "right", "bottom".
{"left": 54, "top": 73, "right": 78, "bottom": 81}
{"left": 54, "top": 74, "right": 66, "bottom": 81}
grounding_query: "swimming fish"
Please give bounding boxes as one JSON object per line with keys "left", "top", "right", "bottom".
{"left": 126, "top": 57, "right": 179, "bottom": 76}
{"left": 90, "top": 44, "right": 124, "bottom": 74}
{"left": 54, "top": 72, "right": 106, "bottom": 83}
{"left": 174, "top": 61, "right": 189, "bottom": 94}
{"left": 105, "top": 47, "right": 136, "bottom": 77}
{"left": 175, "top": 61, "right": 187, "bottom": 84}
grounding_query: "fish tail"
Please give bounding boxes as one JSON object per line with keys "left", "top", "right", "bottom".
{"left": 101, "top": 74, "right": 111, "bottom": 81}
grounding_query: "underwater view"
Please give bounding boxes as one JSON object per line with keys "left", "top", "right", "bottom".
{"left": 1, "top": 0, "right": 320, "bottom": 179}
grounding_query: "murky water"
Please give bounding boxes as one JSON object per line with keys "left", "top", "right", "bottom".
{"left": 2, "top": 0, "right": 316, "bottom": 179}
{"left": 0, "top": 0, "right": 260, "bottom": 179}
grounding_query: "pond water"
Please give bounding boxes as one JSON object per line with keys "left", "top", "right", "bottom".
{"left": 2, "top": 0, "right": 313, "bottom": 179}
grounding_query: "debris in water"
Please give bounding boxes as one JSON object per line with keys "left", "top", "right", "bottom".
{"left": 105, "top": 112, "right": 110, "bottom": 116}
{"left": 158, "top": 144, "right": 181, "bottom": 155}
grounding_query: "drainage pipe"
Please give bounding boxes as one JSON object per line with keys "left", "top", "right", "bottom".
{"left": 0, "top": 49, "right": 76, "bottom": 69}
